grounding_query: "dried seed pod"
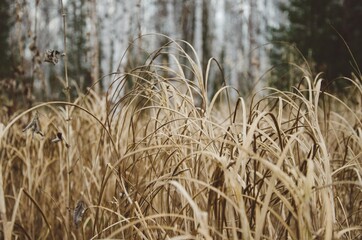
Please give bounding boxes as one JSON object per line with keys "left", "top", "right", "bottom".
{"left": 51, "top": 132, "right": 70, "bottom": 148}
{"left": 51, "top": 132, "right": 63, "bottom": 143}
{"left": 73, "top": 200, "right": 87, "bottom": 228}
{"left": 23, "top": 111, "right": 44, "bottom": 138}
{"left": 44, "top": 49, "right": 65, "bottom": 65}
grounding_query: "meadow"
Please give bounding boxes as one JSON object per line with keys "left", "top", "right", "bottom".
{"left": 1, "top": 36, "right": 362, "bottom": 240}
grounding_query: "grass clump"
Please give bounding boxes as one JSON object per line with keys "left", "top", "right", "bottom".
{"left": 0, "top": 36, "right": 361, "bottom": 239}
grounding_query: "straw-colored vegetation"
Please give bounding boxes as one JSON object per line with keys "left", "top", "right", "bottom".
{"left": 0, "top": 36, "right": 361, "bottom": 240}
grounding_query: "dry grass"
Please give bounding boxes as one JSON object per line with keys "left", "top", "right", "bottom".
{"left": 0, "top": 38, "right": 362, "bottom": 240}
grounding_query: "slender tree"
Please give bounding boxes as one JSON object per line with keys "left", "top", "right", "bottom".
{"left": 0, "top": 0, "right": 12, "bottom": 78}
{"left": 88, "top": 0, "right": 101, "bottom": 93}
{"left": 67, "top": 0, "right": 91, "bottom": 93}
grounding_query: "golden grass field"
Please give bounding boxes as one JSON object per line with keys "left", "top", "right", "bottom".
{"left": 0, "top": 38, "right": 362, "bottom": 239}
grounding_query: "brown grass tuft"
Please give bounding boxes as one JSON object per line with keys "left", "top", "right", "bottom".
{"left": 0, "top": 36, "right": 361, "bottom": 239}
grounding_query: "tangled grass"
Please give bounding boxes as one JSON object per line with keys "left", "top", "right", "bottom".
{"left": 0, "top": 38, "right": 362, "bottom": 240}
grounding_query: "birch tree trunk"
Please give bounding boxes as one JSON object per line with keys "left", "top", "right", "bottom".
{"left": 248, "top": 0, "right": 260, "bottom": 93}
{"left": 89, "top": 0, "right": 100, "bottom": 93}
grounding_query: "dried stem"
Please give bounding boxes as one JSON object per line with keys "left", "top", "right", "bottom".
{"left": 59, "top": 0, "right": 71, "bottom": 239}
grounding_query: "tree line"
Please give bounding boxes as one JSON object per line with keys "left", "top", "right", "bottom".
{"left": 0, "top": 0, "right": 361, "bottom": 115}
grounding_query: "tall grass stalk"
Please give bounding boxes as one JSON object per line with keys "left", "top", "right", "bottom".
{"left": 59, "top": 0, "right": 71, "bottom": 238}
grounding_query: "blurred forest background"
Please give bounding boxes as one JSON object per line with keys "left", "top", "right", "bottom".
{"left": 0, "top": 0, "right": 361, "bottom": 115}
